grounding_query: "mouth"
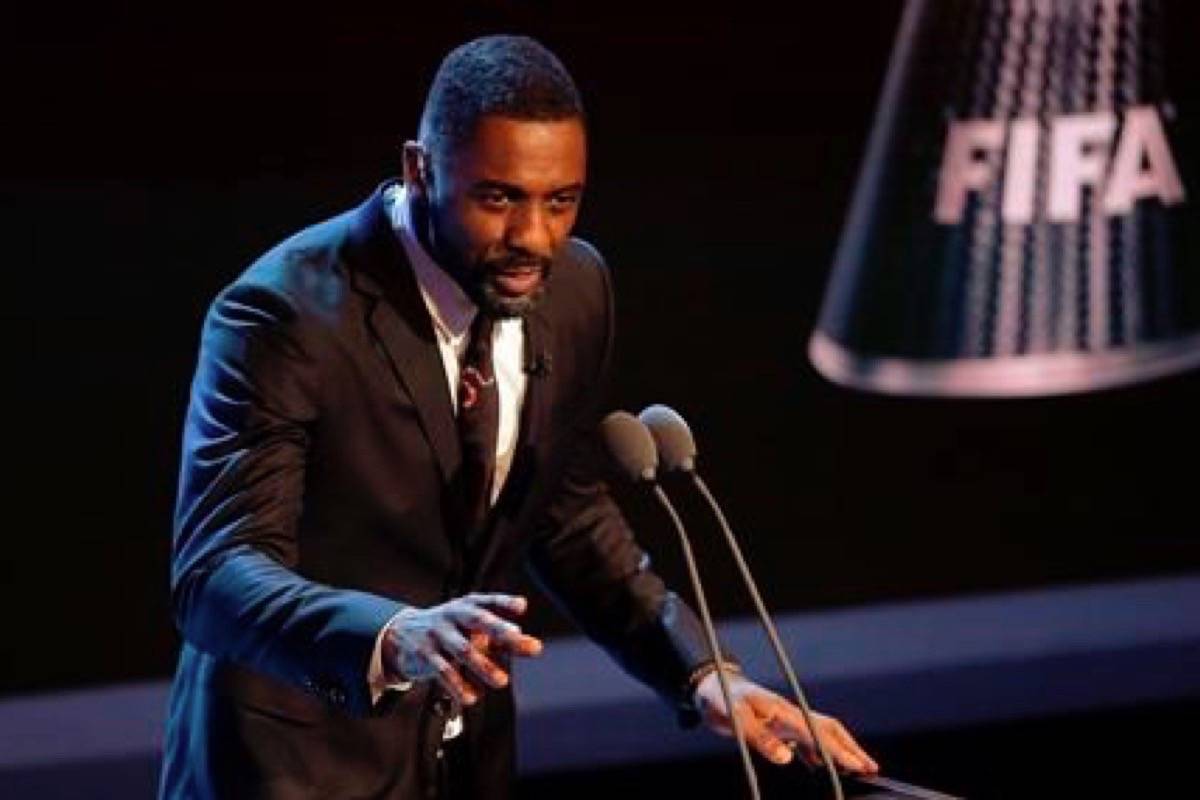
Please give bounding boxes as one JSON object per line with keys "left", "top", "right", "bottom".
{"left": 490, "top": 264, "right": 546, "bottom": 297}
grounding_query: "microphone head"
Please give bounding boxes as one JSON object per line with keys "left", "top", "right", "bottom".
{"left": 600, "top": 411, "right": 659, "bottom": 483}
{"left": 638, "top": 404, "right": 697, "bottom": 473}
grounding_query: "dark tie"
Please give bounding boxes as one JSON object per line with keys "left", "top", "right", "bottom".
{"left": 457, "top": 312, "right": 499, "bottom": 535}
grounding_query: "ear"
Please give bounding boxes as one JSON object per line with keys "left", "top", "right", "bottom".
{"left": 402, "top": 140, "right": 431, "bottom": 198}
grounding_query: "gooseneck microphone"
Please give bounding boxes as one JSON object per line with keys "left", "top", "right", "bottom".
{"left": 638, "top": 404, "right": 845, "bottom": 800}
{"left": 599, "top": 411, "right": 659, "bottom": 482}
{"left": 599, "top": 412, "right": 761, "bottom": 800}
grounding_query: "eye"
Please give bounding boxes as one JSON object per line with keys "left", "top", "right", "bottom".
{"left": 477, "top": 190, "right": 510, "bottom": 210}
{"left": 547, "top": 193, "right": 580, "bottom": 214}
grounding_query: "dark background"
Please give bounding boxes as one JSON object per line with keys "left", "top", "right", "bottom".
{"left": 2, "top": 0, "right": 1198, "bottom": 703}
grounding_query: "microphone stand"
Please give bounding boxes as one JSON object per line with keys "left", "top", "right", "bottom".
{"left": 650, "top": 484, "right": 762, "bottom": 800}
{"left": 688, "top": 473, "right": 845, "bottom": 800}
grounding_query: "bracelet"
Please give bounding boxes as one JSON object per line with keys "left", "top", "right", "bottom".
{"left": 686, "top": 659, "right": 743, "bottom": 698}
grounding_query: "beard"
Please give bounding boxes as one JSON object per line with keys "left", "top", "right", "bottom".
{"left": 417, "top": 197, "right": 552, "bottom": 320}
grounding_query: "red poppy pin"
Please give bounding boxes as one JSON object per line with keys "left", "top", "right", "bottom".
{"left": 460, "top": 366, "right": 494, "bottom": 410}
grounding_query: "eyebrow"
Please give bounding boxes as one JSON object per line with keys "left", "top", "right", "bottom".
{"left": 471, "top": 180, "right": 586, "bottom": 197}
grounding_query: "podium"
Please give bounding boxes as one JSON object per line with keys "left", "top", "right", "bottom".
{"left": 842, "top": 775, "right": 964, "bottom": 800}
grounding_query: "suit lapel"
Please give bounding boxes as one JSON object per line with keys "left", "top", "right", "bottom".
{"left": 516, "top": 307, "right": 555, "bottom": 455}
{"left": 344, "top": 185, "right": 461, "bottom": 485}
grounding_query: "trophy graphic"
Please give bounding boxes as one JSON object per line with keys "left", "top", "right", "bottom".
{"left": 810, "top": 0, "right": 1196, "bottom": 396}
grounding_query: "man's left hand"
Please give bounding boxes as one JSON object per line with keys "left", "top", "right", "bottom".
{"left": 694, "top": 670, "right": 879, "bottom": 774}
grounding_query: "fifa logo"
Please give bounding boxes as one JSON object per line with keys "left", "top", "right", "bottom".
{"left": 934, "top": 105, "right": 1186, "bottom": 225}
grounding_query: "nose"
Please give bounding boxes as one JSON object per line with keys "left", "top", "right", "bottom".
{"left": 504, "top": 201, "right": 553, "bottom": 260}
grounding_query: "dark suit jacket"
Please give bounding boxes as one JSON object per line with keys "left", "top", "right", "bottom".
{"left": 159, "top": 184, "right": 713, "bottom": 799}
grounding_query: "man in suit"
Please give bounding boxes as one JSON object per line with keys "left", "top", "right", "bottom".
{"left": 160, "top": 34, "right": 877, "bottom": 799}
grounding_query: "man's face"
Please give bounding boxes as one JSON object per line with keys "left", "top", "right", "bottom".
{"left": 416, "top": 115, "right": 587, "bottom": 318}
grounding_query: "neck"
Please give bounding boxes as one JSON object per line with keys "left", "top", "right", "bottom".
{"left": 409, "top": 192, "right": 481, "bottom": 309}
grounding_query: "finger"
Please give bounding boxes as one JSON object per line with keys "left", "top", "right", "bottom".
{"left": 437, "top": 627, "right": 511, "bottom": 689}
{"left": 464, "top": 593, "right": 528, "bottom": 615}
{"left": 829, "top": 720, "right": 879, "bottom": 774}
{"left": 453, "top": 607, "right": 522, "bottom": 639}
{"left": 819, "top": 719, "right": 873, "bottom": 774}
{"left": 805, "top": 718, "right": 869, "bottom": 774}
{"left": 464, "top": 648, "right": 510, "bottom": 688}
{"left": 428, "top": 652, "right": 477, "bottom": 706}
{"left": 761, "top": 705, "right": 852, "bottom": 771}
{"left": 501, "top": 632, "right": 543, "bottom": 657}
{"left": 738, "top": 707, "right": 793, "bottom": 766}
{"left": 433, "top": 628, "right": 508, "bottom": 689}
{"left": 453, "top": 608, "right": 543, "bottom": 657}
{"left": 755, "top": 696, "right": 813, "bottom": 749}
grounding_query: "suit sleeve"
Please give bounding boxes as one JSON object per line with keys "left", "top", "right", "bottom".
{"left": 524, "top": 251, "right": 720, "bottom": 725}
{"left": 170, "top": 280, "right": 401, "bottom": 716}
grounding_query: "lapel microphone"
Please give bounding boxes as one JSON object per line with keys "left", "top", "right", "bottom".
{"left": 524, "top": 352, "right": 553, "bottom": 379}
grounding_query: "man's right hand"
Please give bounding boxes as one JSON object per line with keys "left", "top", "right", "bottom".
{"left": 380, "top": 593, "right": 543, "bottom": 706}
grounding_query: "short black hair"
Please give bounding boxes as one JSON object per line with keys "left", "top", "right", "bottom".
{"left": 419, "top": 35, "right": 585, "bottom": 162}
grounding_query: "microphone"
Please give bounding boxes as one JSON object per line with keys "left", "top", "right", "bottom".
{"left": 599, "top": 411, "right": 761, "bottom": 800}
{"left": 598, "top": 411, "right": 658, "bottom": 482}
{"left": 637, "top": 404, "right": 697, "bottom": 471}
{"left": 524, "top": 352, "right": 553, "bottom": 379}
{"left": 638, "top": 404, "right": 846, "bottom": 800}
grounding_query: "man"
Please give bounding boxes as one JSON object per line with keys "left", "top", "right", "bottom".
{"left": 161, "top": 34, "right": 876, "bottom": 799}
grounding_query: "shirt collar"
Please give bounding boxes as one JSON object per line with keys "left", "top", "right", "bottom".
{"left": 385, "top": 183, "right": 477, "bottom": 341}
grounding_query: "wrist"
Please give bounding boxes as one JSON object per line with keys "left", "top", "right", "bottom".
{"left": 381, "top": 607, "right": 421, "bottom": 686}
{"left": 688, "top": 660, "right": 743, "bottom": 701}
{"left": 676, "top": 659, "right": 742, "bottom": 728}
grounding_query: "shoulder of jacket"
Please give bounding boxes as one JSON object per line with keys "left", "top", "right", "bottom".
{"left": 562, "top": 237, "right": 608, "bottom": 271}
{"left": 216, "top": 209, "right": 357, "bottom": 324}
{"left": 552, "top": 236, "right": 613, "bottom": 299}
